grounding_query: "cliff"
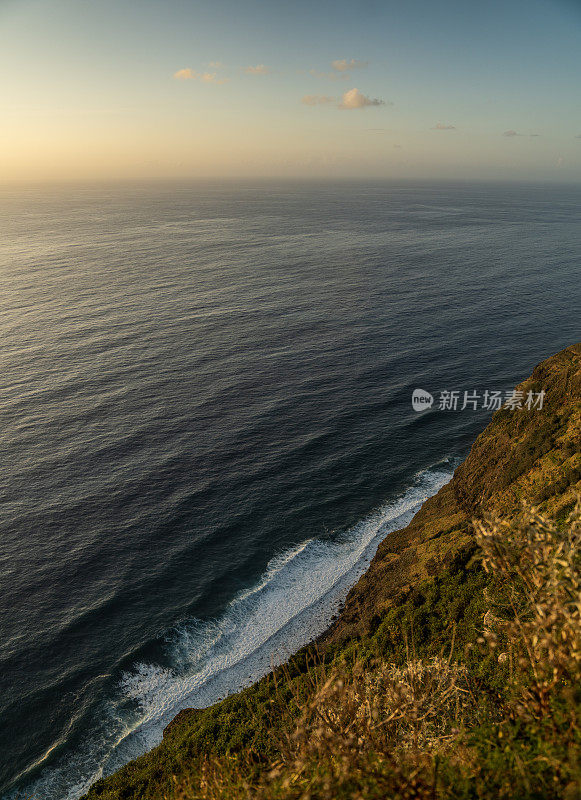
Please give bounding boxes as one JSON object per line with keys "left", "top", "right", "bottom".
{"left": 84, "top": 343, "right": 581, "bottom": 800}
{"left": 324, "top": 342, "right": 580, "bottom": 645}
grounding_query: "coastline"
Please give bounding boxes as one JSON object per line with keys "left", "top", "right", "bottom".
{"left": 81, "top": 342, "right": 581, "bottom": 800}
{"left": 155, "top": 462, "right": 457, "bottom": 740}
{"left": 10, "top": 466, "right": 455, "bottom": 800}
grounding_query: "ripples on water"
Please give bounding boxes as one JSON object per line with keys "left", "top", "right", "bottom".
{"left": 0, "top": 180, "right": 579, "bottom": 798}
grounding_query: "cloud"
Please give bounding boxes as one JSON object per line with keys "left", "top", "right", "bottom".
{"left": 432, "top": 122, "right": 456, "bottom": 130}
{"left": 173, "top": 68, "right": 197, "bottom": 80}
{"left": 339, "top": 88, "right": 385, "bottom": 109}
{"left": 207, "top": 61, "right": 225, "bottom": 69}
{"left": 503, "top": 130, "right": 541, "bottom": 138}
{"left": 575, "top": 134, "right": 581, "bottom": 139}
{"left": 244, "top": 64, "right": 270, "bottom": 75}
{"left": 200, "top": 72, "right": 229, "bottom": 84}
{"left": 332, "top": 58, "right": 368, "bottom": 72}
{"left": 173, "top": 68, "right": 229, "bottom": 84}
{"left": 301, "top": 95, "right": 336, "bottom": 106}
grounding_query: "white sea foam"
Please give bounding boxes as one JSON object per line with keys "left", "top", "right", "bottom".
{"left": 11, "top": 462, "right": 453, "bottom": 800}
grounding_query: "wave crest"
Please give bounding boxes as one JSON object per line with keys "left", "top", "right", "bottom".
{"left": 10, "top": 461, "right": 454, "bottom": 800}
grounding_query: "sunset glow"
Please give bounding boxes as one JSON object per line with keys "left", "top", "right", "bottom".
{"left": 1, "top": 0, "right": 580, "bottom": 182}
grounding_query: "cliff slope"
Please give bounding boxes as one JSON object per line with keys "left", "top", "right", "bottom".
{"left": 83, "top": 343, "right": 581, "bottom": 800}
{"left": 325, "top": 342, "right": 580, "bottom": 644}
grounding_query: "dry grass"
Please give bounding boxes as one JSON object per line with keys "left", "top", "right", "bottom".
{"left": 162, "top": 504, "right": 581, "bottom": 800}
{"left": 475, "top": 502, "right": 581, "bottom": 724}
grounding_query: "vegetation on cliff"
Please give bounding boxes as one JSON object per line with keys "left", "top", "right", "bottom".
{"left": 84, "top": 344, "right": 581, "bottom": 800}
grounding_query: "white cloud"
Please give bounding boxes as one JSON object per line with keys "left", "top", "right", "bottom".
{"left": 301, "top": 95, "right": 336, "bottom": 106}
{"left": 201, "top": 72, "right": 229, "bottom": 84}
{"left": 332, "top": 58, "right": 368, "bottom": 72}
{"left": 207, "top": 61, "right": 225, "bottom": 69}
{"left": 173, "top": 68, "right": 229, "bottom": 84}
{"left": 339, "top": 88, "right": 384, "bottom": 110}
{"left": 302, "top": 89, "right": 386, "bottom": 110}
{"left": 503, "top": 130, "right": 541, "bottom": 138}
{"left": 173, "top": 68, "right": 197, "bottom": 80}
{"left": 244, "top": 64, "right": 270, "bottom": 75}
{"left": 432, "top": 122, "right": 456, "bottom": 130}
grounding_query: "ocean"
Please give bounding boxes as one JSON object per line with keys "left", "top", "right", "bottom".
{"left": 0, "top": 180, "right": 579, "bottom": 799}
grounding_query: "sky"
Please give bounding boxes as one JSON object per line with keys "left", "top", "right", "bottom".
{"left": 1, "top": 0, "right": 580, "bottom": 182}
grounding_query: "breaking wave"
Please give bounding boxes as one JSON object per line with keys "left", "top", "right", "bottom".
{"left": 11, "top": 461, "right": 454, "bottom": 800}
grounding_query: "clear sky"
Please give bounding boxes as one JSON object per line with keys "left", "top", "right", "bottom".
{"left": 1, "top": 0, "right": 580, "bottom": 182}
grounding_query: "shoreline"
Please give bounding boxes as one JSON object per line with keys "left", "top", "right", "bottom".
{"left": 11, "top": 464, "right": 455, "bottom": 800}
{"left": 78, "top": 342, "right": 581, "bottom": 799}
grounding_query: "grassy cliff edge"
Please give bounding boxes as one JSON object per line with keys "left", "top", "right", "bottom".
{"left": 84, "top": 343, "right": 581, "bottom": 800}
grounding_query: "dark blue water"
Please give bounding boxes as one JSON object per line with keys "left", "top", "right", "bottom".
{"left": 0, "top": 181, "right": 579, "bottom": 799}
